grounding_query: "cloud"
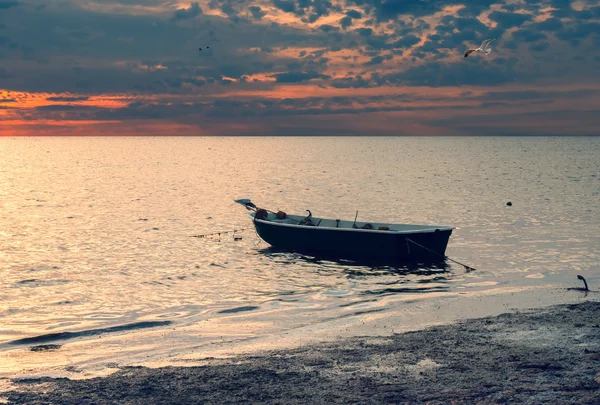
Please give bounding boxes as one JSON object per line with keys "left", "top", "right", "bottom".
{"left": 477, "top": 89, "right": 599, "bottom": 102}
{"left": 272, "top": 0, "right": 338, "bottom": 23}
{"left": 346, "top": 10, "right": 362, "bottom": 19}
{"left": 340, "top": 16, "right": 353, "bottom": 29}
{"left": 555, "top": 21, "right": 600, "bottom": 46}
{"left": 271, "top": 71, "right": 330, "bottom": 83}
{"left": 319, "top": 24, "right": 339, "bottom": 33}
{"left": 488, "top": 11, "right": 532, "bottom": 30}
{"left": 391, "top": 34, "right": 420, "bottom": 49}
{"left": 356, "top": 28, "right": 373, "bottom": 37}
{"left": 172, "top": 2, "right": 202, "bottom": 22}
{"left": 364, "top": 55, "right": 385, "bottom": 65}
{"left": 0, "top": 0, "right": 19, "bottom": 9}
{"left": 273, "top": 0, "right": 296, "bottom": 13}
{"left": 46, "top": 96, "right": 90, "bottom": 102}
{"left": 249, "top": 6, "right": 266, "bottom": 20}
{"left": 1, "top": 0, "right": 599, "bottom": 136}
{"left": 381, "top": 59, "right": 517, "bottom": 87}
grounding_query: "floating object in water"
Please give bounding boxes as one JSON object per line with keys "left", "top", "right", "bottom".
{"left": 464, "top": 38, "right": 495, "bottom": 58}
{"left": 507, "top": 201, "right": 512, "bottom": 206}
{"left": 198, "top": 46, "right": 210, "bottom": 51}
{"left": 577, "top": 275, "right": 589, "bottom": 291}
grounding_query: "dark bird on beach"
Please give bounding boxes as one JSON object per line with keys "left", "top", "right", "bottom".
{"left": 577, "top": 275, "right": 589, "bottom": 291}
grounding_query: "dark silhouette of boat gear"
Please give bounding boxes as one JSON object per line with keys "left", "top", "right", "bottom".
{"left": 298, "top": 210, "right": 314, "bottom": 226}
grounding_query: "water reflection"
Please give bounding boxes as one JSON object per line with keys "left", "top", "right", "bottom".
{"left": 256, "top": 246, "right": 452, "bottom": 297}
{"left": 257, "top": 246, "right": 451, "bottom": 273}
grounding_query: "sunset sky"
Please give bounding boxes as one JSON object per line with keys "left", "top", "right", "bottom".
{"left": 1, "top": 0, "right": 598, "bottom": 136}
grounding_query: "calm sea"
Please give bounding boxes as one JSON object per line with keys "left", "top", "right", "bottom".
{"left": 1, "top": 136, "right": 599, "bottom": 377}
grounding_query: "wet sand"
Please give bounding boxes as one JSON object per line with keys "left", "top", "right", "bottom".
{"left": 2, "top": 300, "right": 600, "bottom": 404}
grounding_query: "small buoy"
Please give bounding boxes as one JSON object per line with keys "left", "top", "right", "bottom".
{"left": 506, "top": 202, "right": 512, "bottom": 206}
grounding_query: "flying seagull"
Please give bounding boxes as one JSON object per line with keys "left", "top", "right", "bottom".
{"left": 464, "top": 38, "right": 495, "bottom": 58}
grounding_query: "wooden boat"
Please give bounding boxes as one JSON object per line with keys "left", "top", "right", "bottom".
{"left": 235, "top": 199, "right": 454, "bottom": 263}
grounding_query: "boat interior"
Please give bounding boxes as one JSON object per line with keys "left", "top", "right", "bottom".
{"left": 249, "top": 211, "right": 453, "bottom": 233}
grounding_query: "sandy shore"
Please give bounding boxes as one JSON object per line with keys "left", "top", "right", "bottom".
{"left": 2, "top": 300, "right": 600, "bottom": 404}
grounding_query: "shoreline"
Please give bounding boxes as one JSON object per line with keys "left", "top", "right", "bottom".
{"left": 3, "top": 299, "right": 600, "bottom": 404}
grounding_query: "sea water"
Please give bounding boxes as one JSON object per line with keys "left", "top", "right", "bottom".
{"left": 1, "top": 136, "right": 599, "bottom": 377}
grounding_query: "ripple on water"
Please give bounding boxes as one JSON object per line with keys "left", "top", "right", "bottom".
{"left": 13, "top": 279, "right": 71, "bottom": 288}
{"left": 1, "top": 136, "right": 599, "bottom": 375}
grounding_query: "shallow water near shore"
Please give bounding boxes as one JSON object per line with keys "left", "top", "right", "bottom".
{"left": 1, "top": 136, "right": 599, "bottom": 378}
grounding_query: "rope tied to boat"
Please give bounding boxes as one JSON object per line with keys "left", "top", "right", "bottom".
{"left": 190, "top": 227, "right": 251, "bottom": 239}
{"left": 405, "top": 237, "right": 476, "bottom": 272}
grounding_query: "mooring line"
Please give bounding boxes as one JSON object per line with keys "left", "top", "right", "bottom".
{"left": 190, "top": 227, "right": 251, "bottom": 238}
{"left": 405, "top": 237, "right": 476, "bottom": 272}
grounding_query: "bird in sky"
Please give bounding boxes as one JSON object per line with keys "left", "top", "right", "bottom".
{"left": 464, "top": 38, "right": 495, "bottom": 58}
